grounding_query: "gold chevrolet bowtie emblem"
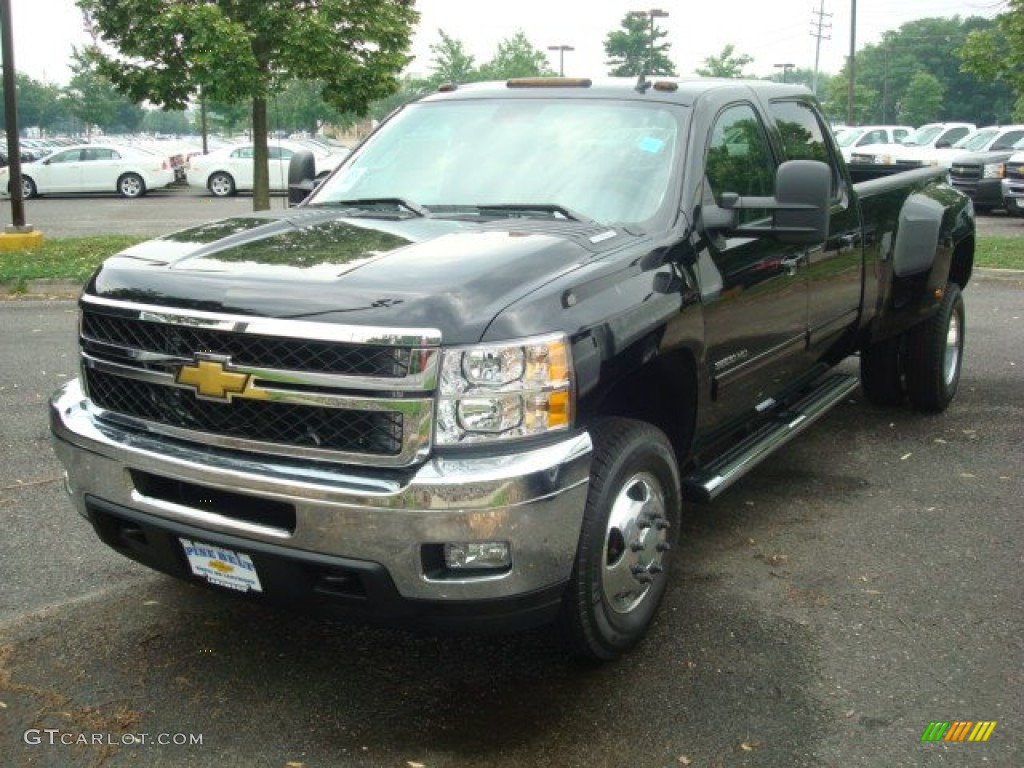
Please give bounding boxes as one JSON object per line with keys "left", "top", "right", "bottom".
{"left": 176, "top": 357, "right": 250, "bottom": 401}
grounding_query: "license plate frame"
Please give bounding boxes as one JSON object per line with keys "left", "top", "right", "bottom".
{"left": 180, "top": 538, "right": 263, "bottom": 593}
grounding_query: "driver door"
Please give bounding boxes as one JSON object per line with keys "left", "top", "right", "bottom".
{"left": 698, "top": 103, "right": 810, "bottom": 426}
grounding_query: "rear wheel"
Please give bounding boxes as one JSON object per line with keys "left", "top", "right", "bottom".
{"left": 208, "top": 172, "right": 236, "bottom": 197}
{"left": 559, "top": 418, "right": 681, "bottom": 661}
{"left": 117, "top": 173, "right": 146, "bottom": 198}
{"left": 21, "top": 176, "right": 37, "bottom": 199}
{"left": 905, "top": 282, "right": 965, "bottom": 413}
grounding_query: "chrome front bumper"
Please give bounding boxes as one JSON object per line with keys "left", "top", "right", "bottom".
{"left": 50, "top": 379, "right": 592, "bottom": 603}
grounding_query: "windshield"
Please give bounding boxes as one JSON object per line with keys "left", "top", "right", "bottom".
{"left": 957, "top": 128, "right": 998, "bottom": 151}
{"left": 309, "top": 98, "right": 685, "bottom": 226}
{"left": 900, "top": 124, "right": 943, "bottom": 146}
{"left": 835, "top": 128, "right": 865, "bottom": 148}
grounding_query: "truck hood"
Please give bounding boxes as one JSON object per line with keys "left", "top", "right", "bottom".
{"left": 87, "top": 207, "right": 623, "bottom": 345}
{"left": 949, "top": 149, "right": 1018, "bottom": 166}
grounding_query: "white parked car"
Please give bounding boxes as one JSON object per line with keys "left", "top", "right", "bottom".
{"left": 0, "top": 143, "right": 177, "bottom": 198}
{"left": 186, "top": 140, "right": 347, "bottom": 197}
{"left": 849, "top": 122, "right": 976, "bottom": 166}
{"left": 835, "top": 124, "right": 913, "bottom": 161}
{"left": 892, "top": 124, "right": 1024, "bottom": 169}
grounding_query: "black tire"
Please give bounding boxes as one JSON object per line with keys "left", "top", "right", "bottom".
{"left": 208, "top": 172, "right": 236, "bottom": 197}
{"left": 21, "top": 176, "right": 37, "bottom": 199}
{"left": 859, "top": 334, "right": 906, "bottom": 406}
{"left": 905, "top": 282, "right": 965, "bottom": 413}
{"left": 117, "top": 172, "right": 146, "bottom": 198}
{"left": 559, "top": 418, "right": 681, "bottom": 661}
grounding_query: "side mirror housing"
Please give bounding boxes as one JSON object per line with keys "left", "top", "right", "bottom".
{"left": 701, "top": 160, "right": 831, "bottom": 245}
{"left": 287, "top": 149, "right": 318, "bottom": 206}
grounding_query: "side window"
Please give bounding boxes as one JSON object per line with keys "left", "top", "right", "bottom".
{"left": 893, "top": 128, "right": 910, "bottom": 142}
{"left": 49, "top": 150, "right": 81, "bottom": 164}
{"left": 768, "top": 100, "right": 840, "bottom": 198}
{"left": 232, "top": 147, "right": 255, "bottom": 160}
{"left": 945, "top": 127, "right": 970, "bottom": 144}
{"left": 704, "top": 103, "right": 776, "bottom": 224}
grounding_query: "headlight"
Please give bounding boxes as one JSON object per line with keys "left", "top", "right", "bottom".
{"left": 983, "top": 163, "right": 1005, "bottom": 179}
{"left": 436, "top": 333, "right": 572, "bottom": 445}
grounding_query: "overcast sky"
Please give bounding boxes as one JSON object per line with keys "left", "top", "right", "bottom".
{"left": 9, "top": 0, "right": 1004, "bottom": 87}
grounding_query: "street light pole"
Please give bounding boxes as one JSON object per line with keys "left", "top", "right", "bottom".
{"left": 629, "top": 8, "right": 668, "bottom": 75}
{"left": 774, "top": 63, "right": 795, "bottom": 83}
{"left": 547, "top": 44, "right": 574, "bottom": 76}
{"left": 0, "top": 0, "right": 42, "bottom": 249}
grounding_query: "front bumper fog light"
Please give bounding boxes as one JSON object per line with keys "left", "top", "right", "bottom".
{"left": 444, "top": 541, "right": 512, "bottom": 570}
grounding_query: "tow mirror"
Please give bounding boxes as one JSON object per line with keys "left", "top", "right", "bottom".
{"left": 287, "top": 149, "right": 318, "bottom": 206}
{"left": 701, "top": 160, "right": 831, "bottom": 245}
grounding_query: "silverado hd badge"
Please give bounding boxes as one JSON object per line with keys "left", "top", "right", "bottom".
{"left": 175, "top": 355, "right": 251, "bottom": 401}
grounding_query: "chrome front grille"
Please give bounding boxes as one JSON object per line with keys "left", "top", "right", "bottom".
{"left": 78, "top": 296, "right": 441, "bottom": 466}
{"left": 950, "top": 164, "right": 981, "bottom": 181}
{"left": 81, "top": 311, "right": 412, "bottom": 377}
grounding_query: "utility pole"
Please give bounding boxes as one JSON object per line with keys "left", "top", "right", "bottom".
{"left": 809, "top": 0, "right": 832, "bottom": 95}
{"left": 847, "top": 0, "right": 857, "bottom": 126}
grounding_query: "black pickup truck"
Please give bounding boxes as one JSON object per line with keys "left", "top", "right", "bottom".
{"left": 50, "top": 78, "right": 974, "bottom": 660}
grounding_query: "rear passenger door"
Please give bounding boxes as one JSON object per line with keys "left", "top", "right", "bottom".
{"left": 79, "top": 147, "right": 122, "bottom": 191}
{"left": 768, "top": 99, "right": 863, "bottom": 355}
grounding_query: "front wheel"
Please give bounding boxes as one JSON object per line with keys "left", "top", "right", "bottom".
{"left": 117, "top": 173, "right": 146, "bottom": 198}
{"left": 905, "top": 282, "right": 965, "bottom": 413}
{"left": 207, "top": 172, "right": 236, "bottom": 197}
{"left": 559, "top": 418, "right": 681, "bottom": 661}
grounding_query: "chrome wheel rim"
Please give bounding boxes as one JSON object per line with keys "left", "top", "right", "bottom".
{"left": 121, "top": 176, "right": 142, "bottom": 197}
{"left": 209, "top": 175, "right": 232, "bottom": 196}
{"left": 601, "top": 471, "right": 669, "bottom": 615}
{"left": 21, "top": 179, "right": 32, "bottom": 197}
{"left": 943, "top": 309, "right": 961, "bottom": 388}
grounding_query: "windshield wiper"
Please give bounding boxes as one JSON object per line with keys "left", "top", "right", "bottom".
{"left": 469, "top": 203, "right": 596, "bottom": 224}
{"left": 316, "top": 197, "right": 429, "bottom": 217}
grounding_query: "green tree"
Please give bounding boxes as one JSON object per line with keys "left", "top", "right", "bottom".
{"left": 141, "top": 108, "right": 192, "bottom": 136}
{"left": 64, "top": 47, "right": 138, "bottom": 135}
{"left": 269, "top": 80, "right": 346, "bottom": 136}
{"left": 604, "top": 13, "right": 675, "bottom": 77}
{"left": 479, "top": 31, "right": 555, "bottom": 80}
{"left": 823, "top": 72, "right": 878, "bottom": 125}
{"left": 696, "top": 45, "right": 753, "bottom": 79}
{"left": 851, "top": 17, "right": 1013, "bottom": 125}
{"left": 899, "top": 71, "right": 945, "bottom": 125}
{"left": 429, "top": 30, "right": 479, "bottom": 85}
{"left": 206, "top": 99, "right": 250, "bottom": 137}
{"left": 79, "top": 0, "right": 418, "bottom": 210}
{"left": 959, "top": 0, "right": 1024, "bottom": 121}
{"left": 0, "top": 75, "right": 70, "bottom": 134}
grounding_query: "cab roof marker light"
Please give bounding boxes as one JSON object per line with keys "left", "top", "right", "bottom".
{"left": 437, "top": 82, "right": 458, "bottom": 92}
{"left": 506, "top": 78, "right": 593, "bottom": 89}
{"left": 653, "top": 81, "right": 679, "bottom": 92}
